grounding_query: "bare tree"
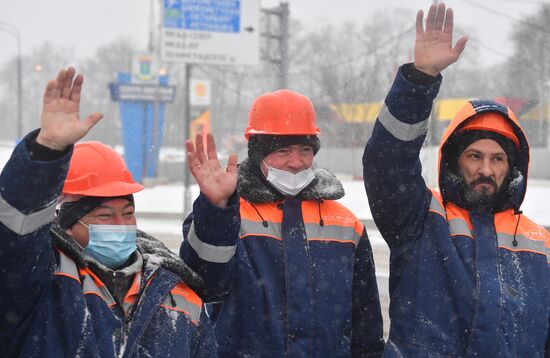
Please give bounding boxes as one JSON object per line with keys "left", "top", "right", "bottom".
{"left": 0, "top": 43, "right": 75, "bottom": 141}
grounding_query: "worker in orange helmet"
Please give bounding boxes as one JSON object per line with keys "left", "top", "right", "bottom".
{"left": 181, "top": 89, "right": 384, "bottom": 357}
{"left": 0, "top": 67, "right": 223, "bottom": 357}
{"left": 363, "top": 3, "right": 550, "bottom": 356}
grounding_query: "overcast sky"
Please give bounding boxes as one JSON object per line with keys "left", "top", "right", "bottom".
{"left": 0, "top": 0, "right": 549, "bottom": 69}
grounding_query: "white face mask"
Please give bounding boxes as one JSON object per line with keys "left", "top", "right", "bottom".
{"left": 263, "top": 161, "right": 315, "bottom": 196}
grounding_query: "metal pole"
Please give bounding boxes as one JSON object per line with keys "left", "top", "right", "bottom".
{"left": 16, "top": 41, "right": 22, "bottom": 140}
{"left": 183, "top": 63, "right": 193, "bottom": 215}
{"left": 279, "top": 2, "right": 289, "bottom": 89}
{"left": 0, "top": 22, "right": 22, "bottom": 140}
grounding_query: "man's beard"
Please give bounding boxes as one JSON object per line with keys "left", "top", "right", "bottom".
{"left": 461, "top": 175, "right": 500, "bottom": 212}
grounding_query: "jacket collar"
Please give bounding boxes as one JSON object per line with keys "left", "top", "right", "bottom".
{"left": 237, "top": 158, "right": 345, "bottom": 203}
{"left": 49, "top": 222, "right": 204, "bottom": 289}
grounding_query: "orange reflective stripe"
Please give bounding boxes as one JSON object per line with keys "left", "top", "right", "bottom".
{"left": 241, "top": 219, "right": 282, "bottom": 240}
{"left": 171, "top": 281, "right": 202, "bottom": 307}
{"left": 445, "top": 203, "right": 473, "bottom": 238}
{"left": 304, "top": 223, "right": 361, "bottom": 245}
{"left": 241, "top": 199, "right": 363, "bottom": 245}
{"left": 497, "top": 232, "right": 547, "bottom": 256}
{"left": 161, "top": 282, "right": 203, "bottom": 324}
{"left": 448, "top": 219, "right": 473, "bottom": 238}
{"left": 429, "top": 190, "right": 446, "bottom": 219}
{"left": 431, "top": 192, "right": 548, "bottom": 257}
{"left": 123, "top": 271, "right": 142, "bottom": 314}
{"left": 429, "top": 190, "right": 474, "bottom": 238}
{"left": 302, "top": 200, "right": 363, "bottom": 235}
{"left": 495, "top": 210, "right": 550, "bottom": 257}
{"left": 125, "top": 271, "right": 141, "bottom": 299}
{"left": 80, "top": 267, "right": 116, "bottom": 306}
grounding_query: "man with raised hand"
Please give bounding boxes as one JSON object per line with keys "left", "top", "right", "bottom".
{"left": 0, "top": 67, "right": 219, "bottom": 357}
{"left": 363, "top": 3, "right": 549, "bottom": 357}
{"left": 182, "top": 89, "right": 384, "bottom": 357}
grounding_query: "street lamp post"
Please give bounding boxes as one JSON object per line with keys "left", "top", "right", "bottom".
{"left": 0, "top": 22, "right": 23, "bottom": 140}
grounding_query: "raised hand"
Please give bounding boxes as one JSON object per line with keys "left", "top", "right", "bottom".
{"left": 414, "top": 3, "right": 468, "bottom": 77}
{"left": 36, "top": 67, "right": 103, "bottom": 150}
{"left": 186, "top": 133, "right": 238, "bottom": 208}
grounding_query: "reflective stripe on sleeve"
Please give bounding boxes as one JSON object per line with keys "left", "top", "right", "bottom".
{"left": 187, "top": 222, "right": 237, "bottom": 263}
{"left": 378, "top": 105, "right": 428, "bottom": 141}
{"left": 0, "top": 195, "right": 56, "bottom": 235}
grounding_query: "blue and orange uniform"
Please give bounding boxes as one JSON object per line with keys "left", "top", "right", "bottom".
{"left": 0, "top": 132, "right": 218, "bottom": 357}
{"left": 363, "top": 63, "right": 550, "bottom": 357}
{"left": 181, "top": 158, "right": 384, "bottom": 357}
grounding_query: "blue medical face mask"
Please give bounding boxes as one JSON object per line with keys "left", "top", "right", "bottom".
{"left": 79, "top": 222, "right": 137, "bottom": 269}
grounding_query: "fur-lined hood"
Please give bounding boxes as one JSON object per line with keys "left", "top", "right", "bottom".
{"left": 49, "top": 222, "right": 204, "bottom": 289}
{"left": 236, "top": 158, "right": 345, "bottom": 203}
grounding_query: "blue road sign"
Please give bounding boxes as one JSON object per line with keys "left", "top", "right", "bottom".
{"left": 163, "top": 0, "right": 240, "bottom": 33}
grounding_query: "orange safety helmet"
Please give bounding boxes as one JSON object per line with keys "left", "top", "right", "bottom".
{"left": 458, "top": 111, "right": 520, "bottom": 150}
{"left": 62, "top": 141, "right": 144, "bottom": 197}
{"left": 244, "top": 89, "right": 321, "bottom": 139}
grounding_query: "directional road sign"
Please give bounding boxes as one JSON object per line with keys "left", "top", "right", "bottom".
{"left": 161, "top": 0, "right": 260, "bottom": 65}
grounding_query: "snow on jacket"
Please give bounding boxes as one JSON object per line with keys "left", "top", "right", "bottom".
{"left": 0, "top": 135, "right": 217, "bottom": 358}
{"left": 363, "top": 63, "right": 550, "bottom": 357}
{"left": 181, "top": 158, "right": 384, "bottom": 358}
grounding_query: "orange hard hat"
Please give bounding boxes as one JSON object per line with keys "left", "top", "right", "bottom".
{"left": 62, "top": 141, "right": 144, "bottom": 197}
{"left": 244, "top": 89, "right": 321, "bottom": 140}
{"left": 458, "top": 111, "right": 520, "bottom": 150}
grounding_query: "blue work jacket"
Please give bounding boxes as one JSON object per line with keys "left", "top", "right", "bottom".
{"left": 0, "top": 135, "right": 216, "bottom": 357}
{"left": 363, "top": 64, "right": 550, "bottom": 357}
{"left": 181, "top": 158, "right": 384, "bottom": 357}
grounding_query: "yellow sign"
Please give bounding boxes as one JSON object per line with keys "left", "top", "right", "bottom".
{"left": 329, "top": 102, "right": 383, "bottom": 123}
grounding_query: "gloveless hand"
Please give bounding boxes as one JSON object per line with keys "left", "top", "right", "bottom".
{"left": 36, "top": 67, "right": 103, "bottom": 151}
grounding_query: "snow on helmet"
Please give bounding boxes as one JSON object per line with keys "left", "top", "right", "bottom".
{"left": 244, "top": 89, "right": 321, "bottom": 140}
{"left": 63, "top": 141, "right": 144, "bottom": 197}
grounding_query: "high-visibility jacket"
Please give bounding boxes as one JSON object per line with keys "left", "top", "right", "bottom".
{"left": 0, "top": 134, "right": 216, "bottom": 357}
{"left": 181, "top": 158, "right": 384, "bottom": 358}
{"left": 363, "top": 63, "right": 550, "bottom": 357}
